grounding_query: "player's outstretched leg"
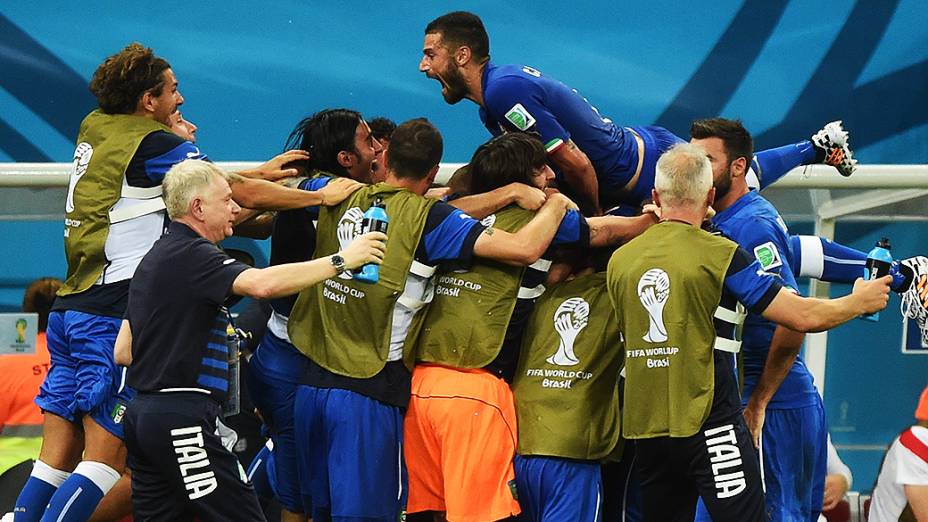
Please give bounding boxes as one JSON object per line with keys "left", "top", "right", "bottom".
{"left": 750, "top": 121, "right": 858, "bottom": 190}
{"left": 810, "top": 120, "right": 858, "bottom": 177}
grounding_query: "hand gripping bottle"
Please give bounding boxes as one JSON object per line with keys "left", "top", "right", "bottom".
{"left": 353, "top": 197, "right": 388, "bottom": 284}
{"left": 861, "top": 237, "right": 893, "bottom": 322}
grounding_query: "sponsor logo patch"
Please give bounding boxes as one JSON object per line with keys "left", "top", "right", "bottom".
{"left": 504, "top": 103, "right": 536, "bottom": 131}
{"left": 753, "top": 242, "right": 783, "bottom": 271}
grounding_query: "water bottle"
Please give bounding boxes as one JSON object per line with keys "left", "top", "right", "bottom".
{"left": 353, "top": 197, "right": 388, "bottom": 284}
{"left": 861, "top": 237, "right": 893, "bottom": 322}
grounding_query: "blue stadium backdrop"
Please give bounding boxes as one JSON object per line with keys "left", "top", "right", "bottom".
{"left": 1, "top": 0, "right": 926, "bottom": 492}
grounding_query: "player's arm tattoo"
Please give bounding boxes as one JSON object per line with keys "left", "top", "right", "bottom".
{"left": 483, "top": 227, "right": 495, "bottom": 236}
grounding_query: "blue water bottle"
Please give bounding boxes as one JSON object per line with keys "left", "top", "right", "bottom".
{"left": 353, "top": 197, "right": 388, "bottom": 284}
{"left": 861, "top": 237, "right": 893, "bottom": 322}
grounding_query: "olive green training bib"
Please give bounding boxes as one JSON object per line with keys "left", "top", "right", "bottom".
{"left": 60, "top": 110, "right": 170, "bottom": 296}
{"left": 606, "top": 221, "right": 737, "bottom": 439}
{"left": 513, "top": 272, "right": 625, "bottom": 460}
{"left": 288, "top": 183, "right": 436, "bottom": 378}
{"left": 416, "top": 204, "right": 536, "bottom": 368}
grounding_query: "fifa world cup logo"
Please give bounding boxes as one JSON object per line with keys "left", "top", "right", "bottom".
{"left": 335, "top": 207, "right": 364, "bottom": 279}
{"left": 637, "top": 268, "right": 670, "bottom": 343}
{"left": 546, "top": 297, "right": 590, "bottom": 366}
{"left": 66, "top": 142, "right": 93, "bottom": 214}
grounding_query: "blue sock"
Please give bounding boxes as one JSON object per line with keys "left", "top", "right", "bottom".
{"left": 40, "top": 462, "right": 119, "bottom": 522}
{"left": 790, "top": 235, "right": 867, "bottom": 284}
{"left": 14, "top": 478, "right": 58, "bottom": 522}
{"left": 14, "top": 460, "right": 70, "bottom": 522}
{"left": 753, "top": 140, "right": 818, "bottom": 190}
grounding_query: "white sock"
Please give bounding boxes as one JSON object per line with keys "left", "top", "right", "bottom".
{"left": 31, "top": 459, "right": 71, "bottom": 487}
{"left": 72, "top": 461, "right": 121, "bottom": 494}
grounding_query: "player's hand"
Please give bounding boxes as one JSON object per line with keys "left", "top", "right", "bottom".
{"left": 852, "top": 275, "right": 892, "bottom": 314}
{"left": 318, "top": 178, "right": 363, "bottom": 206}
{"left": 508, "top": 183, "right": 547, "bottom": 211}
{"left": 252, "top": 150, "right": 311, "bottom": 181}
{"left": 822, "top": 473, "right": 850, "bottom": 510}
{"left": 642, "top": 203, "right": 662, "bottom": 221}
{"left": 742, "top": 403, "right": 765, "bottom": 448}
{"left": 340, "top": 231, "right": 387, "bottom": 269}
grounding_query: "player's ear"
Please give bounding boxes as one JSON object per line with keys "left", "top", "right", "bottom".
{"left": 732, "top": 156, "right": 748, "bottom": 178}
{"left": 337, "top": 150, "right": 354, "bottom": 168}
{"left": 456, "top": 45, "right": 471, "bottom": 66}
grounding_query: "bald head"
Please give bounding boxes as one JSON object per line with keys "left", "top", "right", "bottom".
{"left": 654, "top": 143, "right": 713, "bottom": 210}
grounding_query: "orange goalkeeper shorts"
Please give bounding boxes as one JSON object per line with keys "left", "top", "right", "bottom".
{"left": 404, "top": 364, "right": 521, "bottom": 522}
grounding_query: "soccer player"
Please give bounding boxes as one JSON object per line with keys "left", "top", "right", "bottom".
{"left": 606, "top": 143, "right": 890, "bottom": 521}
{"left": 246, "top": 108, "right": 376, "bottom": 522}
{"left": 13, "top": 43, "right": 189, "bottom": 522}
{"left": 690, "top": 118, "right": 920, "bottom": 522}
{"left": 419, "top": 11, "right": 856, "bottom": 216}
{"left": 510, "top": 272, "right": 622, "bottom": 522}
{"left": 691, "top": 118, "right": 826, "bottom": 521}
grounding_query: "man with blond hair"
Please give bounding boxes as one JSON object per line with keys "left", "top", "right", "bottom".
{"left": 113, "top": 159, "right": 383, "bottom": 520}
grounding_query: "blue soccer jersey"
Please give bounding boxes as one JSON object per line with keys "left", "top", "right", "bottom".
{"left": 479, "top": 63, "right": 641, "bottom": 195}
{"left": 712, "top": 191, "right": 819, "bottom": 409}
{"left": 416, "top": 201, "right": 485, "bottom": 265}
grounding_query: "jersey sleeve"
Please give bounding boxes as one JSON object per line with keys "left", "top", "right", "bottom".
{"left": 484, "top": 74, "right": 570, "bottom": 153}
{"left": 187, "top": 241, "right": 251, "bottom": 306}
{"left": 298, "top": 176, "right": 332, "bottom": 218}
{"left": 416, "top": 202, "right": 485, "bottom": 266}
{"left": 724, "top": 247, "right": 784, "bottom": 314}
{"left": 551, "top": 209, "right": 590, "bottom": 247}
{"left": 737, "top": 217, "right": 799, "bottom": 293}
{"left": 139, "top": 132, "right": 207, "bottom": 184}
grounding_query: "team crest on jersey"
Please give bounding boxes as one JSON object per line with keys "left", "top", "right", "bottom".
{"left": 66, "top": 142, "right": 93, "bottom": 213}
{"left": 638, "top": 269, "right": 670, "bottom": 343}
{"left": 504, "top": 103, "right": 536, "bottom": 131}
{"left": 546, "top": 297, "right": 589, "bottom": 366}
{"left": 753, "top": 242, "right": 783, "bottom": 271}
{"left": 336, "top": 207, "right": 365, "bottom": 279}
{"left": 480, "top": 214, "right": 497, "bottom": 227}
{"left": 110, "top": 402, "right": 127, "bottom": 424}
